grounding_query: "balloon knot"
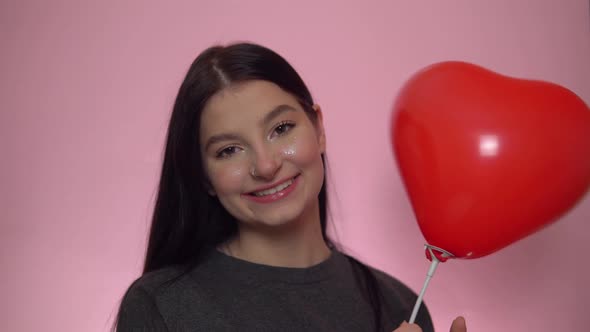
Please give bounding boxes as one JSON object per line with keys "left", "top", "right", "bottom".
{"left": 424, "top": 244, "right": 454, "bottom": 263}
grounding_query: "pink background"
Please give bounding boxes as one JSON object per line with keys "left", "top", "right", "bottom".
{"left": 2, "top": 1, "right": 589, "bottom": 331}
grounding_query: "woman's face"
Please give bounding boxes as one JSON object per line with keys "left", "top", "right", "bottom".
{"left": 200, "top": 80, "right": 326, "bottom": 229}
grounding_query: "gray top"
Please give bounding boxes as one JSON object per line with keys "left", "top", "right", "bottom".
{"left": 117, "top": 250, "right": 434, "bottom": 331}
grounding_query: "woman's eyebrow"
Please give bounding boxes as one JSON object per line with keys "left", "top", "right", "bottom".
{"left": 261, "top": 104, "right": 298, "bottom": 126}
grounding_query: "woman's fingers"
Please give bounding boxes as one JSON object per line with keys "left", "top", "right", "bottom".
{"left": 392, "top": 321, "right": 423, "bottom": 332}
{"left": 450, "top": 316, "right": 467, "bottom": 332}
{"left": 392, "top": 316, "right": 465, "bottom": 332}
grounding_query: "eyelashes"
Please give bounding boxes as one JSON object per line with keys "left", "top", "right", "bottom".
{"left": 214, "top": 121, "right": 296, "bottom": 159}
{"left": 272, "top": 121, "right": 295, "bottom": 138}
{"left": 216, "top": 146, "right": 242, "bottom": 159}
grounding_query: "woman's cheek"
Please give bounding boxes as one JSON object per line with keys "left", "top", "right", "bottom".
{"left": 209, "top": 162, "right": 247, "bottom": 192}
{"left": 280, "top": 135, "right": 318, "bottom": 164}
{"left": 281, "top": 142, "right": 296, "bottom": 157}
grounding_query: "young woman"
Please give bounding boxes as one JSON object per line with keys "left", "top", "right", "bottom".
{"left": 115, "top": 42, "right": 466, "bottom": 332}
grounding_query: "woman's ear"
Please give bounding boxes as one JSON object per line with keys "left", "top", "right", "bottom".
{"left": 203, "top": 179, "right": 216, "bottom": 196}
{"left": 312, "top": 104, "right": 326, "bottom": 153}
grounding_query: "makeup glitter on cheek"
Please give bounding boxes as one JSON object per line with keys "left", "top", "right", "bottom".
{"left": 280, "top": 134, "right": 321, "bottom": 164}
{"left": 230, "top": 167, "right": 246, "bottom": 176}
{"left": 281, "top": 143, "right": 297, "bottom": 157}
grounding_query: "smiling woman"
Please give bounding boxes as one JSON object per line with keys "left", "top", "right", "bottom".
{"left": 200, "top": 81, "right": 327, "bottom": 246}
{"left": 113, "top": 42, "right": 443, "bottom": 332}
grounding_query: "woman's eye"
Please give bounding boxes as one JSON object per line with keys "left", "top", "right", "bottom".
{"left": 216, "top": 146, "right": 241, "bottom": 159}
{"left": 273, "top": 122, "right": 295, "bottom": 137}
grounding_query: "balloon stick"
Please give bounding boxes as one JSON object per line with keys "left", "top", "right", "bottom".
{"left": 408, "top": 245, "right": 454, "bottom": 324}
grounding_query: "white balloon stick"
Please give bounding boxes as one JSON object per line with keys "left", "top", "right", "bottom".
{"left": 408, "top": 245, "right": 453, "bottom": 324}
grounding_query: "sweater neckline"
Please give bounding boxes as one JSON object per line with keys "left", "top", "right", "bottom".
{"left": 201, "top": 248, "right": 347, "bottom": 285}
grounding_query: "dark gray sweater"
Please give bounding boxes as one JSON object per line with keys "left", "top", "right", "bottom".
{"left": 117, "top": 250, "right": 434, "bottom": 331}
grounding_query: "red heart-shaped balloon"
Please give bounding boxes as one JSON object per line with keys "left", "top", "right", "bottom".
{"left": 392, "top": 61, "right": 590, "bottom": 259}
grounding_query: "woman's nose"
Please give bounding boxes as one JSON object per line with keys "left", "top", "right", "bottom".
{"left": 250, "top": 147, "right": 281, "bottom": 180}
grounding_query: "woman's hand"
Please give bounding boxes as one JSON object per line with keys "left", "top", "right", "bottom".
{"left": 449, "top": 317, "right": 467, "bottom": 332}
{"left": 392, "top": 321, "right": 422, "bottom": 332}
{"left": 392, "top": 316, "right": 466, "bottom": 332}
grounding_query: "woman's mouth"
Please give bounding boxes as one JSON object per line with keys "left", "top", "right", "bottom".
{"left": 244, "top": 175, "right": 300, "bottom": 203}
{"left": 251, "top": 178, "right": 295, "bottom": 197}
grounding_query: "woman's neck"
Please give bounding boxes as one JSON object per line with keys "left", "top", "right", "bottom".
{"left": 222, "top": 210, "right": 331, "bottom": 268}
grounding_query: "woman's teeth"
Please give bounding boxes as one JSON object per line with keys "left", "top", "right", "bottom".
{"left": 252, "top": 178, "right": 294, "bottom": 197}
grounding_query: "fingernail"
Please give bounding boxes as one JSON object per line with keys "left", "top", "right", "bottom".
{"left": 455, "top": 316, "right": 466, "bottom": 327}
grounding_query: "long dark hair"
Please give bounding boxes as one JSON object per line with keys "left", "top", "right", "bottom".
{"left": 115, "top": 42, "right": 384, "bottom": 330}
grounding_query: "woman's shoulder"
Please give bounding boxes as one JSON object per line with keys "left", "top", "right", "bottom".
{"left": 368, "top": 266, "right": 416, "bottom": 301}
{"left": 116, "top": 264, "right": 203, "bottom": 330}
{"left": 339, "top": 253, "right": 416, "bottom": 300}
{"left": 369, "top": 266, "right": 434, "bottom": 332}
{"left": 339, "top": 253, "right": 434, "bottom": 332}
{"left": 127, "top": 265, "right": 187, "bottom": 294}
{"left": 119, "top": 265, "right": 187, "bottom": 311}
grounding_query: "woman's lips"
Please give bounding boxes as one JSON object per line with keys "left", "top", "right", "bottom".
{"left": 243, "top": 175, "right": 300, "bottom": 204}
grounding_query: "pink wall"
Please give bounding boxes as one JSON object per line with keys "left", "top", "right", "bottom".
{"left": 2, "top": 1, "right": 589, "bottom": 331}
